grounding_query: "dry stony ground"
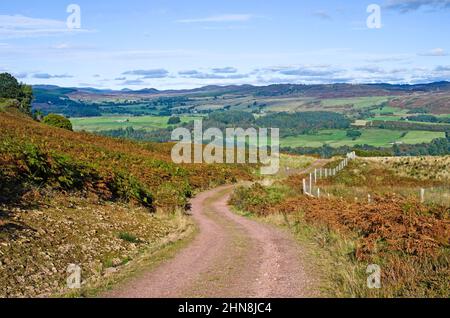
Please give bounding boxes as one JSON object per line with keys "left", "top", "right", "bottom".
{"left": 0, "top": 195, "right": 192, "bottom": 298}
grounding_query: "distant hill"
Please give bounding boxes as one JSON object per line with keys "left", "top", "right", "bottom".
{"left": 32, "top": 81, "right": 450, "bottom": 98}
{"left": 31, "top": 81, "right": 450, "bottom": 117}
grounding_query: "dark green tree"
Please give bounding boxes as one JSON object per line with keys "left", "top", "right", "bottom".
{"left": 19, "top": 84, "right": 33, "bottom": 114}
{"left": 168, "top": 116, "right": 181, "bottom": 125}
{"left": 0, "top": 73, "right": 21, "bottom": 99}
{"left": 0, "top": 73, "right": 33, "bottom": 114}
{"left": 346, "top": 130, "right": 362, "bottom": 139}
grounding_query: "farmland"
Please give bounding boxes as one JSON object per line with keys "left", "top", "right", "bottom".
{"left": 280, "top": 129, "right": 444, "bottom": 148}
{"left": 320, "top": 96, "right": 391, "bottom": 110}
{"left": 31, "top": 81, "right": 450, "bottom": 157}
{"left": 70, "top": 115, "right": 200, "bottom": 132}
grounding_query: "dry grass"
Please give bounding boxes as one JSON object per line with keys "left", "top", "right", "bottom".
{"left": 230, "top": 155, "right": 450, "bottom": 297}
{"left": 364, "top": 156, "right": 450, "bottom": 182}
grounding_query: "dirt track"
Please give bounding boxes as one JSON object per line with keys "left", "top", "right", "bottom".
{"left": 104, "top": 185, "right": 317, "bottom": 298}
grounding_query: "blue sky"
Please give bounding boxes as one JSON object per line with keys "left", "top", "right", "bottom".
{"left": 1, "top": 0, "right": 449, "bottom": 89}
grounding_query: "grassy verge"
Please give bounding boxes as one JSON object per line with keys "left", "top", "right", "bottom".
{"left": 231, "top": 207, "right": 367, "bottom": 297}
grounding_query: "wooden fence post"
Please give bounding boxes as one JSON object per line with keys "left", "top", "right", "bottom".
{"left": 420, "top": 188, "right": 425, "bottom": 203}
{"left": 303, "top": 179, "right": 306, "bottom": 194}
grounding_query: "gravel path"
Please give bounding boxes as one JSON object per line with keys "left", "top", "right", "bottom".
{"left": 104, "top": 185, "right": 317, "bottom": 298}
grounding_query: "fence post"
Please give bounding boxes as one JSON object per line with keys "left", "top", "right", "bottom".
{"left": 309, "top": 173, "right": 313, "bottom": 194}
{"left": 303, "top": 179, "right": 306, "bottom": 194}
{"left": 420, "top": 188, "right": 425, "bottom": 203}
{"left": 314, "top": 169, "right": 317, "bottom": 183}
{"left": 368, "top": 194, "right": 371, "bottom": 203}
{"left": 317, "top": 188, "right": 320, "bottom": 198}
{"left": 319, "top": 168, "right": 322, "bottom": 179}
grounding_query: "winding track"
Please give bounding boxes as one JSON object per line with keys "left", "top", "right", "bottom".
{"left": 104, "top": 185, "right": 317, "bottom": 298}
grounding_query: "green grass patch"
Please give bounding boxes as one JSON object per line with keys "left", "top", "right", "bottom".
{"left": 280, "top": 129, "right": 444, "bottom": 148}
{"left": 118, "top": 232, "right": 140, "bottom": 243}
{"left": 70, "top": 115, "right": 200, "bottom": 132}
{"left": 321, "top": 96, "right": 392, "bottom": 110}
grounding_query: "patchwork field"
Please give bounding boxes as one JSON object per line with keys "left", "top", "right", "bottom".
{"left": 280, "top": 129, "right": 445, "bottom": 148}
{"left": 320, "top": 96, "right": 391, "bottom": 110}
{"left": 70, "top": 115, "right": 200, "bottom": 132}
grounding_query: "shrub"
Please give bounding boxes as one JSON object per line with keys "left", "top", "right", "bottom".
{"left": 346, "top": 130, "right": 362, "bottom": 139}
{"left": 230, "top": 183, "right": 287, "bottom": 215}
{"left": 118, "top": 232, "right": 140, "bottom": 243}
{"left": 168, "top": 116, "right": 181, "bottom": 125}
{"left": 42, "top": 114, "right": 73, "bottom": 131}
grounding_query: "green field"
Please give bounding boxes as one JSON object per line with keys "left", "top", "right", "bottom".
{"left": 281, "top": 129, "right": 445, "bottom": 148}
{"left": 369, "top": 105, "right": 408, "bottom": 115}
{"left": 366, "top": 115, "right": 404, "bottom": 121}
{"left": 71, "top": 115, "right": 200, "bottom": 132}
{"left": 320, "top": 96, "right": 391, "bottom": 109}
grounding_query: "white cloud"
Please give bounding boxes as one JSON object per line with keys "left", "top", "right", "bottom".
{"left": 122, "top": 69, "right": 169, "bottom": 78}
{"left": 51, "top": 43, "right": 71, "bottom": 49}
{"left": 418, "top": 48, "right": 448, "bottom": 56}
{"left": 385, "top": 0, "right": 450, "bottom": 13}
{"left": 176, "top": 14, "right": 254, "bottom": 23}
{"left": 312, "top": 10, "right": 332, "bottom": 20}
{"left": 33, "top": 73, "right": 73, "bottom": 79}
{"left": 0, "top": 14, "right": 91, "bottom": 38}
{"left": 211, "top": 67, "right": 238, "bottom": 74}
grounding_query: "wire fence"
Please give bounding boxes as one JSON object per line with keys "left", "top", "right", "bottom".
{"left": 303, "top": 151, "right": 356, "bottom": 198}
{"left": 302, "top": 152, "right": 449, "bottom": 207}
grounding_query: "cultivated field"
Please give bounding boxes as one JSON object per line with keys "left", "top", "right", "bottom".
{"left": 280, "top": 129, "right": 444, "bottom": 148}
{"left": 70, "top": 115, "right": 200, "bottom": 132}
